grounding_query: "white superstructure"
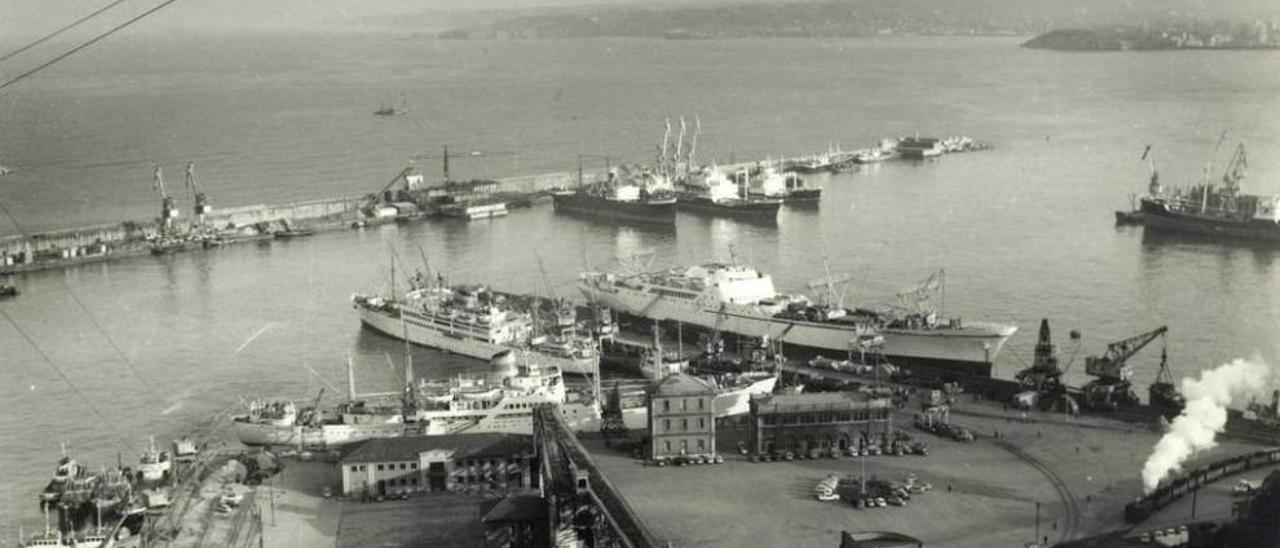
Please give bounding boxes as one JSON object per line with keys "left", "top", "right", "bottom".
{"left": 353, "top": 281, "right": 599, "bottom": 376}
{"left": 231, "top": 359, "right": 600, "bottom": 448}
{"left": 578, "top": 263, "right": 1016, "bottom": 373}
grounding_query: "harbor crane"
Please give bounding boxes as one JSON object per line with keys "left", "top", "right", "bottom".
{"left": 152, "top": 164, "right": 179, "bottom": 235}
{"left": 184, "top": 162, "right": 211, "bottom": 226}
{"left": 1081, "top": 325, "right": 1168, "bottom": 411}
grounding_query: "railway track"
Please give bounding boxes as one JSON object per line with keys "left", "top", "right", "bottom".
{"left": 993, "top": 439, "right": 1081, "bottom": 544}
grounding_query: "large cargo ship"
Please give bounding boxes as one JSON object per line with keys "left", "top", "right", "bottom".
{"left": 552, "top": 165, "right": 677, "bottom": 225}
{"left": 579, "top": 263, "right": 1016, "bottom": 376}
{"left": 230, "top": 355, "right": 601, "bottom": 448}
{"left": 353, "top": 274, "right": 600, "bottom": 376}
{"left": 675, "top": 166, "right": 783, "bottom": 218}
{"left": 1129, "top": 143, "right": 1280, "bottom": 242}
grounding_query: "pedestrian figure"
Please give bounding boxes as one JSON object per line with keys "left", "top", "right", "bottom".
{"left": 947, "top": 484, "right": 952, "bottom": 492}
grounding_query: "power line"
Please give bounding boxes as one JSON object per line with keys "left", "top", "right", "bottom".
{"left": 0, "top": 307, "right": 130, "bottom": 451}
{"left": 0, "top": 0, "right": 188, "bottom": 92}
{"left": 0, "top": 199, "right": 157, "bottom": 393}
{"left": 0, "top": 0, "right": 137, "bottom": 63}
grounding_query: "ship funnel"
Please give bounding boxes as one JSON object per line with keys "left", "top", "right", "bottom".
{"left": 491, "top": 350, "right": 517, "bottom": 378}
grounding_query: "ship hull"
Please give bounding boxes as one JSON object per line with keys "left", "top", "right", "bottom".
{"left": 674, "top": 194, "right": 782, "bottom": 218}
{"left": 1139, "top": 199, "right": 1280, "bottom": 242}
{"left": 581, "top": 281, "right": 1013, "bottom": 377}
{"left": 355, "top": 303, "right": 599, "bottom": 375}
{"left": 552, "top": 192, "right": 677, "bottom": 225}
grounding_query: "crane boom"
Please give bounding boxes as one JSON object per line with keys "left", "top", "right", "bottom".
{"left": 377, "top": 165, "right": 415, "bottom": 197}
{"left": 1085, "top": 325, "right": 1167, "bottom": 381}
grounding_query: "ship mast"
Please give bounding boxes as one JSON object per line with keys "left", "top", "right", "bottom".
{"left": 674, "top": 117, "right": 687, "bottom": 174}
{"left": 660, "top": 119, "right": 671, "bottom": 179}
{"left": 688, "top": 116, "right": 701, "bottom": 173}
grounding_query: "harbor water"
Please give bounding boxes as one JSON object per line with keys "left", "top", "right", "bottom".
{"left": 1, "top": 34, "right": 1279, "bottom": 539}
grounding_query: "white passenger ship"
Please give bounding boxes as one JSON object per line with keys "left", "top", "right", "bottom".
{"left": 579, "top": 263, "right": 1016, "bottom": 376}
{"left": 230, "top": 354, "right": 600, "bottom": 448}
{"left": 353, "top": 275, "right": 599, "bottom": 376}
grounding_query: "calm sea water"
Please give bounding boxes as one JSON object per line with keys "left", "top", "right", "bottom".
{"left": 1, "top": 34, "right": 1279, "bottom": 538}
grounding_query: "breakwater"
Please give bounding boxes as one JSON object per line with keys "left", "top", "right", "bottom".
{"left": 0, "top": 169, "right": 587, "bottom": 275}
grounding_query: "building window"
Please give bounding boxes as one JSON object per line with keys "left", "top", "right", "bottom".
{"left": 410, "top": 478, "right": 418, "bottom": 486}
{"left": 377, "top": 464, "right": 384, "bottom": 471}
{"left": 663, "top": 419, "right": 670, "bottom": 432}
{"left": 698, "top": 418, "right": 705, "bottom": 429}
{"left": 663, "top": 400, "right": 670, "bottom": 412}
{"left": 681, "top": 399, "right": 687, "bottom": 410}
{"left": 411, "top": 463, "right": 418, "bottom": 470}
{"left": 697, "top": 439, "right": 705, "bottom": 451}
{"left": 663, "top": 441, "right": 671, "bottom": 452}
{"left": 681, "top": 418, "right": 688, "bottom": 431}
{"left": 698, "top": 398, "right": 704, "bottom": 410}
{"left": 680, "top": 440, "right": 688, "bottom": 453}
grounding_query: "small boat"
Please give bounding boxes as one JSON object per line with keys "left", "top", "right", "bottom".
{"left": 373, "top": 94, "right": 410, "bottom": 117}
{"left": 0, "top": 284, "right": 17, "bottom": 299}
{"left": 274, "top": 228, "right": 315, "bottom": 239}
{"left": 1115, "top": 210, "right": 1143, "bottom": 225}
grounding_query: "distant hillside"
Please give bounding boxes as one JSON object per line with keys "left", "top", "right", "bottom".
{"left": 437, "top": 0, "right": 1280, "bottom": 40}
{"left": 1025, "top": 21, "right": 1280, "bottom": 51}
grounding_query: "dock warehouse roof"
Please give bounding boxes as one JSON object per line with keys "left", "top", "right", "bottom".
{"left": 753, "top": 392, "right": 890, "bottom": 415}
{"left": 339, "top": 433, "right": 533, "bottom": 464}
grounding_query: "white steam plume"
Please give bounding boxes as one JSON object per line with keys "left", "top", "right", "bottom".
{"left": 1140, "top": 357, "right": 1273, "bottom": 493}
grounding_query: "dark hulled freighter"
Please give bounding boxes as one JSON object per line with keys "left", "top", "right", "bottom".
{"left": 552, "top": 166, "right": 677, "bottom": 225}
{"left": 1124, "top": 143, "right": 1280, "bottom": 242}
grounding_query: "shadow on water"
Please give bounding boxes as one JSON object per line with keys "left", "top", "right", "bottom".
{"left": 1139, "top": 228, "right": 1280, "bottom": 269}
{"left": 549, "top": 208, "right": 680, "bottom": 236}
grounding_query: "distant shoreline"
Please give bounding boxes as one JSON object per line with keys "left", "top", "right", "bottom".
{"left": 1024, "top": 28, "right": 1280, "bottom": 52}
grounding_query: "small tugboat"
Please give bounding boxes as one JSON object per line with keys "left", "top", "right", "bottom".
{"left": 0, "top": 282, "right": 17, "bottom": 299}
{"left": 373, "top": 94, "right": 409, "bottom": 117}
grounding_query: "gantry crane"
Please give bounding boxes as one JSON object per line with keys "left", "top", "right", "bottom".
{"left": 1082, "top": 325, "right": 1168, "bottom": 411}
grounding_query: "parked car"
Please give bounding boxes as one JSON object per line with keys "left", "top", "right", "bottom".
{"left": 816, "top": 492, "right": 839, "bottom": 502}
{"left": 874, "top": 497, "right": 887, "bottom": 507}
{"left": 887, "top": 496, "right": 906, "bottom": 506}
{"left": 1232, "top": 480, "right": 1259, "bottom": 496}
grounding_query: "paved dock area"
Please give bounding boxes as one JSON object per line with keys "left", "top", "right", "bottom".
{"left": 585, "top": 393, "right": 1274, "bottom": 547}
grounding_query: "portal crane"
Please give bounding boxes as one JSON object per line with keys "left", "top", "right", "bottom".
{"left": 152, "top": 164, "right": 179, "bottom": 235}
{"left": 1082, "top": 325, "right": 1168, "bottom": 411}
{"left": 185, "top": 162, "right": 210, "bottom": 225}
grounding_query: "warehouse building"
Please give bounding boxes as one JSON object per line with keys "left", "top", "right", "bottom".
{"left": 339, "top": 433, "right": 535, "bottom": 497}
{"left": 750, "top": 391, "right": 892, "bottom": 456}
